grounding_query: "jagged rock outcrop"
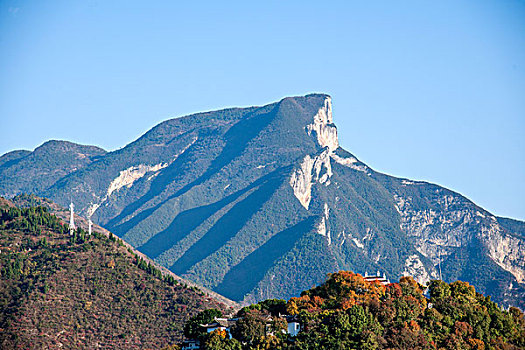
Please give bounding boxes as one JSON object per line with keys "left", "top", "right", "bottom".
{"left": 1, "top": 94, "right": 523, "bottom": 308}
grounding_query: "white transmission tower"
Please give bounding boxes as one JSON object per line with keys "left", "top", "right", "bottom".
{"left": 69, "top": 202, "right": 76, "bottom": 235}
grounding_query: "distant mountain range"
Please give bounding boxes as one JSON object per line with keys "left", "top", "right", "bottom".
{"left": 1, "top": 94, "right": 523, "bottom": 308}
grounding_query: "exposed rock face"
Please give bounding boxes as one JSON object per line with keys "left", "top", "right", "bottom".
{"left": 289, "top": 149, "right": 334, "bottom": 210}
{"left": 290, "top": 98, "right": 337, "bottom": 210}
{"left": 404, "top": 254, "right": 434, "bottom": 284}
{"left": 86, "top": 162, "right": 168, "bottom": 217}
{"left": 389, "top": 182, "right": 525, "bottom": 306}
{"left": 290, "top": 155, "right": 315, "bottom": 210}
{"left": 331, "top": 153, "right": 369, "bottom": 173}
{"left": 1, "top": 94, "right": 523, "bottom": 308}
{"left": 394, "top": 193, "right": 469, "bottom": 265}
{"left": 306, "top": 97, "right": 339, "bottom": 152}
{"left": 479, "top": 219, "right": 525, "bottom": 284}
{"left": 108, "top": 163, "right": 167, "bottom": 197}
{"left": 315, "top": 203, "right": 331, "bottom": 246}
{"left": 394, "top": 190, "right": 525, "bottom": 286}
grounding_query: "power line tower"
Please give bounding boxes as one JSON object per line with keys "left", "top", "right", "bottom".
{"left": 69, "top": 202, "right": 76, "bottom": 235}
{"left": 437, "top": 247, "right": 443, "bottom": 281}
{"left": 87, "top": 201, "right": 93, "bottom": 235}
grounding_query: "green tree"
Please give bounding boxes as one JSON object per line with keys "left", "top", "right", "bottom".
{"left": 230, "top": 309, "right": 267, "bottom": 345}
{"left": 183, "top": 309, "right": 223, "bottom": 340}
{"left": 202, "top": 329, "right": 242, "bottom": 350}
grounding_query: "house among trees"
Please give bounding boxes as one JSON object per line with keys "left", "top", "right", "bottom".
{"left": 199, "top": 317, "right": 238, "bottom": 338}
{"left": 180, "top": 272, "right": 525, "bottom": 349}
{"left": 363, "top": 271, "right": 390, "bottom": 285}
{"left": 283, "top": 314, "right": 301, "bottom": 337}
{"left": 181, "top": 339, "right": 200, "bottom": 350}
{"left": 182, "top": 313, "right": 303, "bottom": 349}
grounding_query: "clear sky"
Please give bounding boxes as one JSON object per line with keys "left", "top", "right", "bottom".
{"left": 1, "top": 1, "right": 524, "bottom": 220}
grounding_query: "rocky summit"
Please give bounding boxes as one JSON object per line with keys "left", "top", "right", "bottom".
{"left": 1, "top": 94, "right": 523, "bottom": 307}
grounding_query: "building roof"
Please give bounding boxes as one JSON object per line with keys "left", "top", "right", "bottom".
{"left": 200, "top": 317, "right": 238, "bottom": 328}
{"left": 279, "top": 314, "right": 300, "bottom": 323}
{"left": 363, "top": 271, "right": 391, "bottom": 285}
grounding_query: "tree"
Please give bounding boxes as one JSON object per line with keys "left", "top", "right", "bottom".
{"left": 183, "top": 308, "right": 223, "bottom": 339}
{"left": 202, "top": 329, "right": 242, "bottom": 350}
{"left": 258, "top": 299, "right": 287, "bottom": 316}
{"left": 230, "top": 309, "right": 267, "bottom": 345}
{"left": 187, "top": 272, "right": 525, "bottom": 350}
{"left": 428, "top": 280, "right": 451, "bottom": 302}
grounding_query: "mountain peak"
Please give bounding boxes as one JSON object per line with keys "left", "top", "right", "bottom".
{"left": 35, "top": 139, "right": 106, "bottom": 154}
{"left": 306, "top": 95, "right": 338, "bottom": 152}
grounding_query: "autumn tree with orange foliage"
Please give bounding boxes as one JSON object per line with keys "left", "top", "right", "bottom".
{"left": 288, "top": 271, "right": 386, "bottom": 313}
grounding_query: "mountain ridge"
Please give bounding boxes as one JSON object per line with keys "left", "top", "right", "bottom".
{"left": 1, "top": 94, "right": 523, "bottom": 308}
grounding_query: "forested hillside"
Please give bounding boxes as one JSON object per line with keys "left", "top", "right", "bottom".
{"left": 0, "top": 198, "right": 230, "bottom": 349}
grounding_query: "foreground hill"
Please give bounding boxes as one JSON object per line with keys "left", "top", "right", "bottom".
{"left": 0, "top": 198, "right": 231, "bottom": 349}
{"left": 189, "top": 271, "right": 525, "bottom": 350}
{"left": 1, "top": 94, "right": 523, "bottom": 308}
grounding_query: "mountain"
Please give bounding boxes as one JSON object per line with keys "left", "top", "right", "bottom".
{"left": 1, "top": 94, "right": 523, "bottom": 308}
{"left": 0, "top": 197, "right": 231, "bottom": 349}
{"left": 0, "top": 140, "right": 106, "bottom": 198}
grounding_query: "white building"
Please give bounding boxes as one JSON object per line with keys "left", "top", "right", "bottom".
{"left": 181, "top": 339, "right": 200, "bottom": 350}
{"left": 364, "top": 271, "right": 391, "bottom": 285}
{"left": 200, "top": 317, "right": 238, "bottom": 338}
{"left": 285, "top": 315, "right": 301, "bottom": 337}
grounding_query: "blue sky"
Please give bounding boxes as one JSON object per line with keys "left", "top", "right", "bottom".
{"left": 1, "top": 1, "right": 524, "bottom": 220}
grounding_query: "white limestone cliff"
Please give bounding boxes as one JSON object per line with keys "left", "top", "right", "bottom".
{"left": 290, "top": 97, "right": 372, "bottom": 210}
{"left": 394, "top": 192, "right": 525, "bottom": 284}
{"left": 289, "top": 155, "right": 315, "bottom": 210}
{"left": 479, "top": 220, "right": 525, "bottom": 283}
{"left": 106, "top": 163, "right": 167, "bottom": 198}
{"left": 313, "top": 149, "right": 333, "bottom": 184}
{"left": 331, "top": 153, "right": 369, "bottom": 174}
{"left": 290, "top": 98, "right": 337, "bottom": 209}
{"left": 86, "top": 137, "right": 198, "bottom": 217}
{"left": 289, "top": 149, "right": 333, "bottom": 210}
{"left": 87, "top": 162, "right": 167, "bottom": 217}
{"left": 404, "top": 254, "right": 434, "bottom": 284}
{"left": 306, "top": 97, "right": 339, "bottom": 152}
{"left": 316, "top": 203, "right": 331, "bottom": 245}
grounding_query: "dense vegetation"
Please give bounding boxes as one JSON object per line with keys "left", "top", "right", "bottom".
{"left": 187, "top": 271, "right": 525, "bottom": 350}
{"left": 0, "top": 199, "right": 228, "bottom": 349}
